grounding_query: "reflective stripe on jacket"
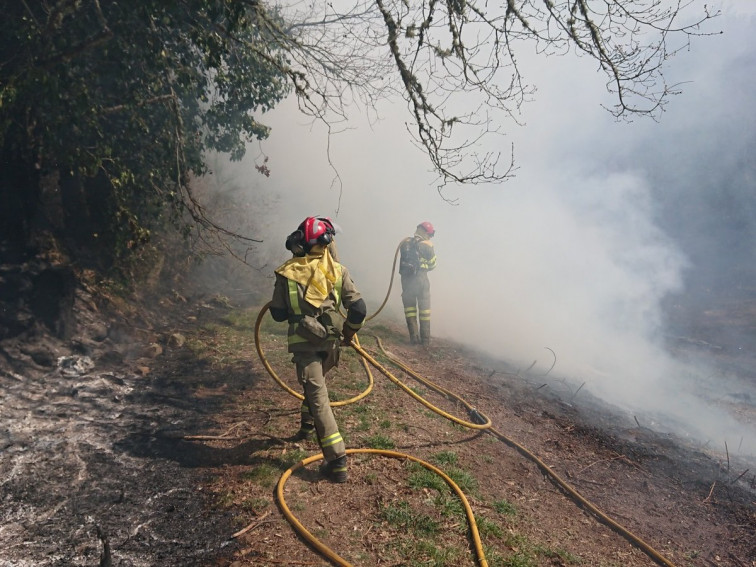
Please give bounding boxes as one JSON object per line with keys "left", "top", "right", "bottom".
{"left": 286, "top": 274, "right": 344, "bottom": 346}
{"left": 270, "top": 261, "right": 364, "bottom": 352}
{"left": 418, "top": 239, "right": 436, "bottom": 272}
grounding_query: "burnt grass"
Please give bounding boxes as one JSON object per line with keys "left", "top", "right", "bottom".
{"left": 1, "top": 284, "right": 755, "bottom": 567}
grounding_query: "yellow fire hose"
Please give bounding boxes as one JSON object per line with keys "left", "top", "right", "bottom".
{"left": 359, "top": 336, "right": 677, "bottom": 567}
{"left": 360, "top": 240, "right": 402, "bottom": 322}
{"left": 254, "top": 295, "right": 678, "bottom": 567}
{"left": 254, "top": 304, "right": 374, "bottom": 405}
{"left": 276, "top": 449, "right": 488, "bottom": 567}
{"left": 336, "top": 239, "right": 402, "bottom": 324}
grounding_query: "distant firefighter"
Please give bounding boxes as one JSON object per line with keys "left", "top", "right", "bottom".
{"left": 398, "top": 221, "right": 437, "bottom": 346}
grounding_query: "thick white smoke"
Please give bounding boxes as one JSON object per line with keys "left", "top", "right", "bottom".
{"left": 214, "top": 2, "right": 756, "bottom": 456}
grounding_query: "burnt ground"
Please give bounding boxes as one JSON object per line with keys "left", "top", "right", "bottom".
{"left": 1, "top": 281, "right": 755, "bottom": 567}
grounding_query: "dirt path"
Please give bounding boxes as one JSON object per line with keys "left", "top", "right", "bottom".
{"left": 1, "top": 292, "right": 754, "bottom": 567}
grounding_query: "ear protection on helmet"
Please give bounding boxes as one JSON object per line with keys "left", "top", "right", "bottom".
{"left": 285, "top": 229, "right": 307, "bottom": 257}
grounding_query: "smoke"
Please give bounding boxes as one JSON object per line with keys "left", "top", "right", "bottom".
{"left": 212, "top": 3, "right": 756, "bottom": 456}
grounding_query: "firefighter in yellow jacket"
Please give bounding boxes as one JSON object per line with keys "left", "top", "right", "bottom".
{"left": 269, "top": 216, "right": 366, "bottom": 483}
{"left": 399, "top": 221, "right": 437, "bottom": 345}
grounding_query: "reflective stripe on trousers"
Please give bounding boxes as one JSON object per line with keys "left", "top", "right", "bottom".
{"left": 293, "top": 349, "right": 345, "bottom": 461}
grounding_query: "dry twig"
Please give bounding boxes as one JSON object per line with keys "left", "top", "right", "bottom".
{"left": 730, "top": 469, "right": 749, "bottom": 485}
{"left": 261, "top": 560, "right": 320, "bottom": 565}
{"left": 702, "top": 481, "right": 716, "bottom": 503}
{"left": 232, "top": 511, "right": 272, "bottom": 539}
{"left": 542, "top": 347, "right": 556, "bottom": 376}
{"left": 571, "top": 382, "right": 585, "bottom": 401}
{"left": 184, "top": 421, "right": 250, "bottom": 440}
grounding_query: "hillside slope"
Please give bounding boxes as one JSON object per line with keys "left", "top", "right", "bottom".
{"left": 1, "top": 288, "right": 754, "bottom": 567}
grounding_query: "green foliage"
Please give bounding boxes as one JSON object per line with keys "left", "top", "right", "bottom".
{"left": 533, "top": 545, "right": 581, "bottom": 564}
{"left": 432, "top": 494, "right": 464, "bottom": 518}
{"left": 240, "top": 497, "right": 270, "bottom": 513}
{"left": 405, "top": 540, "right": 460, "bottom": 566}
{"left": 241, "top": 463, "right": 279, "bottom": 488}
{"left": 493, "top": 499, "right": 517, "bottom": 516}
{"left": 1, "top": 1, "right": 290, "bottom": 261}
{"left": 278, "top": 449, "right": 309, "bottom": 467}
{"left": 501, "top": 551, "right": 536, "bottom": 567}
{"left": 432, "top": 451, "right": 459, "bottom": 466}
{"left": 445, "top": 467, "right": 478, "bottom": 495}
{"left": 364, "top": 434, "right": 395, "bottom": 450}
{"left": 474, "top": 515, "right": 503, "bottom": 538}
{"left": 380, "top": 501, "right": 439, "bottom": 536}
{"left": 408, "top": 463, "right": 448, "bottom": 493}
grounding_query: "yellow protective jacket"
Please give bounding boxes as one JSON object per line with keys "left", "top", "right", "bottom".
{"left": 417, "top": 237, "right": 436, "bottom": 272}
{"left": 399, "top": 230, "right": 436, "bottom": 275}
{"left": 270, "top": 247, "right": 366, "bottom": 352}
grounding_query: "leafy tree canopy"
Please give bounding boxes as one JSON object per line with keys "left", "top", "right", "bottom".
{"left": 1, "top": 0, "right": 289, "bottom": 260}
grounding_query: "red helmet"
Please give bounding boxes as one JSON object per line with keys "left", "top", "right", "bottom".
{"left": 302, "top": 216, "right": 335, "bottom": 247}
{"left": 418, "top": 221, "right": 435, "bottom": 237}
{"left": 286, "top": 216, "right": 336, "bottom": 255}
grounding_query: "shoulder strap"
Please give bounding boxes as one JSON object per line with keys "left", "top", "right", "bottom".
{"left": 287, "top": 279, "right": 302, "bottom": 317}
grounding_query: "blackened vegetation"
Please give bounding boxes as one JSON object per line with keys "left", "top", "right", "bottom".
{"left": 0, "top": 257, "right": 76, "bottom": 341}
{"left": 0, "top": 276, "right": 247, "bottom": 566}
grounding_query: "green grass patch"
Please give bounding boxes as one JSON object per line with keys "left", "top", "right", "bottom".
{"left": 409, "top": 385, "right": 427, "bottom": 397}
{"left": 350, "top": 403, "right": 373, "bottom": 415}
{"left": 432, "top": 451, "right": 459, "bottom": 466}
{"left": 365, "top": 323, "right": 403, "bottom": 338}
{"left": 216, "top": 490, "right": 236, "bottom": 508}
{"left": 484, "top": 532, "right": 582, "bottom": 567}
{"left": 240, "top": 497, "right": 270, "bottom": 513}
{"left": 364, "top": 433, "right": 395, "bottom": 449}
{"left": 475, "top": 515, "right": 504, "bottom": 538}
{"left": 432, "top": 494, "right": 465, "bottom": 519}
{"left": 533, "top": 544, "right": 581, "bottom": 564}
{"left": 279, "top": 449, "right": 309, "bottom": 467}
{"left": 254, "top": 309, "right": 289, "bottom": 336}
{"left": 503, "top": 532, "right": 528, "bottom": 549}
{"left": 408, "top": 463, "right": 449, "bottom": 493}
{"left": 355, "top": 412, "right": 372, "bottom": 431}
{"left": 445, "top": 467, "right": 478, "bottom": 495}
{"left": 241, "top": 463, "right": 279, "bottom": 488}
{"left": 501, "top": 551, "right": 537, "bottom": 567}
{"left": 223, "top": 308, "right": 257, "bottom": 328}
{"left": 493, "top": 499, "right": 517, "bottom": 516}
{"left": 183, "top": 305, "right": 293, "bottom": 370}
{"left": 406, "top": 460, "right": 477, "bottom": 497}
{"left": 380, "top": 501, "right": 439, "bottom": 537}
{"left": 404, "top": 540, "right": 460, "bottom": 566}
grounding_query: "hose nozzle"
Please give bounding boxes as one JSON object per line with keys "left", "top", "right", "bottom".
{"left": 468, "top": 408, "right": 487, "bottom": 425}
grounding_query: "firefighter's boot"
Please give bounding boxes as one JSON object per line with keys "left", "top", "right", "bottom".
{"left": 294, "top": 410, "right": 316, "bottom": 441}
{"left": 294, "top": 424, "right": 316, "bottom": 441}
{"left": 406, "top": 317, "right": 419, "bottom": 345}
{"left": 419, "top": 320, "right": 431, "bottom": 347}
{"left": 319, "top": 455, "right": 348, "bottom": 483}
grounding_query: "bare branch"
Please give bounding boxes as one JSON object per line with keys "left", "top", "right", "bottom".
{"left": 262, "top": 0, "right": 718, "bottom": 185}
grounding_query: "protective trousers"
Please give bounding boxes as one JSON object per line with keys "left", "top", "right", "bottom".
{"left": 401, "top": 272, "right": 431, "bottom": 345}
{"left": 293, "top": 348, "right": 345, "bottom": 462}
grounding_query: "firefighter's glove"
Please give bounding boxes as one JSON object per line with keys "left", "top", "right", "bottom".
{"left": 341, "top": 325, "right": 358, "bottom": 346}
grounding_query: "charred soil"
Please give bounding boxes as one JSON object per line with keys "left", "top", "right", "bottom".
{"left": 1, "top": 277, "right": 754, "bottom": 567}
